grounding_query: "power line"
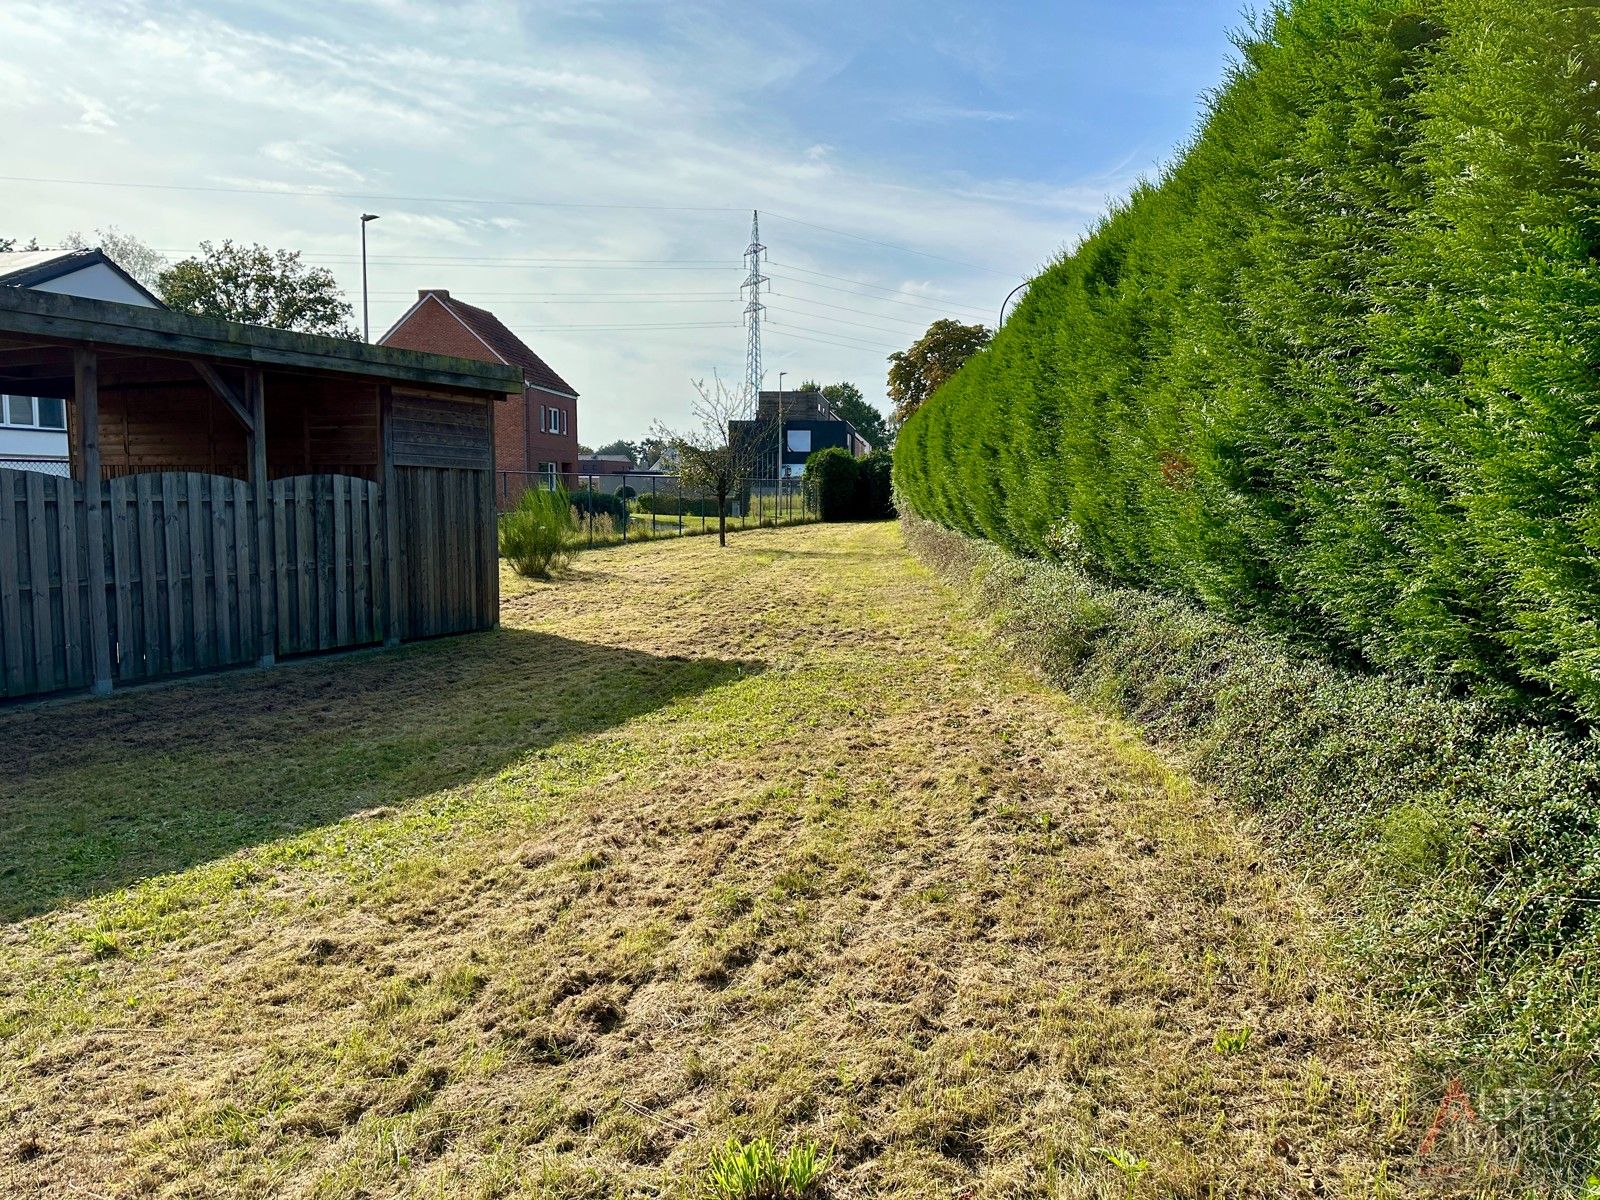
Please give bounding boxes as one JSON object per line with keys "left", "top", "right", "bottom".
{"left": 770, "top": 293, "right": 929, "bottom": 328}
{"left": 767, "top": 305, "right": 918, "bottom": 339}
{"left": 766, "top": 326, "right": 898, "bottom": 356}
{"left": 762, "top": 209, "right": 1021, "bottom": 278}
{"left": 766, "top": 314, "right": 899, "bottom": 351}
{"left": 768, "top": 262, "right": 992, "bottom": 317}
{"left": 4, "top": 175, "right": 740, "bottom": 213}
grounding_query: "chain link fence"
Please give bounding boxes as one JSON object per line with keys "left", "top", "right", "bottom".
{"left": 0, "top": 459, "right": 71, "bottom": 478}
{"left": 496, "top": 470, "right": 818, "bottom": 548}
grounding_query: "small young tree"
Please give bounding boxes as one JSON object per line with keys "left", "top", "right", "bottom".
{"left": 656, "top": 373, "right": 771, "bottom": 547}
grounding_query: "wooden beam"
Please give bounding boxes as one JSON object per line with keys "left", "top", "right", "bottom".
{"left": 0, "top": 288, "right": 522, "bottom": 395}
{"left": 190, "top": 360, "right": 253, "bottom": 432}
{"left": 379, "top": 384, "right": 402, "bottom": 646}
{"left": 75, "top": 349, "right": 113, "bottom": 695}
{"left": 246, "top": 368, "right": 274, "bottom": 668}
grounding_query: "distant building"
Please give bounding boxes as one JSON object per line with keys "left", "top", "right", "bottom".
{"left": 730, "top": 387, "right": 871, "bottom": 480}
{"left": 0, "top": 248, "right": 165, "bottom": 472}
{"left": 379, "top": 289, "right": 579, "bottom": 503}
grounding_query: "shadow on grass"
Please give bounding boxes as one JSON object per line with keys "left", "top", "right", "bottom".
{"left": 0, "top": 628, "right": 761, "bottom": 923}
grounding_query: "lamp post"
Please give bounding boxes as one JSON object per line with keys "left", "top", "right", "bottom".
{"left": 360, "top": 213, "right": 380, "bottom": 341}
{"left": 999, "top": 278, "right": 1031, "bottom": 328}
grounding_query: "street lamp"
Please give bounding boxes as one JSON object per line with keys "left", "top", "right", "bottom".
{"left": 777, "top": 370, "right": 787, "bottom": 486}
{"left": 999, "top": 278, "right": 1031, "bottom": 328}
{"left": 360, "top": 213, "right": 380, "bottom": 341}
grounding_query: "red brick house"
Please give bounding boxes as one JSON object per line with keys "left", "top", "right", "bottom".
{"left": 379, "top": 289, "right": 578, "bottom": 504}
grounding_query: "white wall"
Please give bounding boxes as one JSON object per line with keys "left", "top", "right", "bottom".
{"left": 0, "top": 422, "right": 68, "bottom": 463}
{"left": 28, "top": 262, "right": 158, "bottom": 306}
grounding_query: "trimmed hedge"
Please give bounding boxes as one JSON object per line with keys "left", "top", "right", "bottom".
{"left": 894, "top": 0, "right": 1600, "bottom": 719}
{"left": 904, "top": 513, "right": 1599, "bottom": 1182}
{"left": 807, "top": 448, "right": 896, "bottom": 522}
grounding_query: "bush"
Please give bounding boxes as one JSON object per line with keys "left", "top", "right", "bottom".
{"left": 568, "top": 488, "right": 628, "bottom": 520}
{"left": 893, "top": 0, "right": 1600, "bottom": 720}
{"left": 904, "top": 512, "right": 1600, "bottom": 1182}
{"left": 805, "top": 447, "right": 895, "bottom": 522}
{"left": 636, "top": 491, "right": 719, "bottom": 517}
{"left": 498, "top": 486, "right": 574, "bottom": 577}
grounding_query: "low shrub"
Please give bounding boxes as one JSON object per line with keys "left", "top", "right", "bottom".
{"left": 903, "top": 511, "right": 1600, "bottom": 1184}
{"left": 568, "top": 488, "right": 628, "bottom": 521}
{"left": 636, "top": 491, "right": 719, "bottom": 517}
{"left": 499, "top": 486, "right": 574, "bottom": 577}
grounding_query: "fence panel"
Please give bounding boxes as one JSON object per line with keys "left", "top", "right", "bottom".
{"left": 105, "top": 472, "right": 259, "bottom": 683}
{"left": 398, "top": 464, "right": 494, "bottom": 639}
{"left": 271, "top": 474, "right": 384, "bottom": 657}
{"left": 0, "top": 468, "right": 93, "bottom": 697}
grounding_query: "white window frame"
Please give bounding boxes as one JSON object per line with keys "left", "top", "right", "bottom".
{"left": 2, "top": 395, "right": 67, "bottom": 431}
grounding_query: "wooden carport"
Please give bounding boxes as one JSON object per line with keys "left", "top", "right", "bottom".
{"left": 0, "top": 287, "right": 521, "bottom": 700}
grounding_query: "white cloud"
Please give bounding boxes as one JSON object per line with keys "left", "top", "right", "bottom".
{"left": 0, "top": 0, "right": 1141, "bottom": 441}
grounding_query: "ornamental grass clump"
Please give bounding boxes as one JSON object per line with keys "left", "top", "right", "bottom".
{"left": 499, "top": 485, "right": 574, "bottom": 578}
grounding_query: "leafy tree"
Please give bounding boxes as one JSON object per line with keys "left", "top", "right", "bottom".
{"left": 158, "top": 240, "right": 358, "bottom": 337}
{"left": 592, "top": 438, "right": 640, "bottom": 465}
{"left": 0, "top": 237, "right": 41, "bottom": 252}
{"left": 63, "top": 227, "right": 167, "bottom": 289}
{"left": 795, "top": 380, "right": 891, "bottom": 449}
{"left": 887, "top": 320, "right": 991, "bottom": 427}
{"left": 657, "top": 374, "right": 770, "bottom": 546}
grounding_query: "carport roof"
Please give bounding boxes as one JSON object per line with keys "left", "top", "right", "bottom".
{"left": 0, "top": 286, "right": 523, "bottom": 396}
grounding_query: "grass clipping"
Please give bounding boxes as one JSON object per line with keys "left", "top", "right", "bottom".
{"left": 902, "top": 511, "right": 1600, "bottom": 1182}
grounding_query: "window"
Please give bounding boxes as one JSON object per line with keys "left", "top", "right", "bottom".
{"left": 1, "top": 396, "right": 65, "bottom": 430}
{"left": 538, "top": 461, "right": 558, "bottom": 486}
{"left": 540, "top": 405, "right": 568, "bottom": 435}
{"left": 786, "top": 429, "right": 811, "bottom": 454}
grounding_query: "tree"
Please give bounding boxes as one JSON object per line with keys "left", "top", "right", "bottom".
{"left": 158, "top": 240, "right": 358, "bottom": 337}
{"left": 656, "top": 373, "right": 770, "bottom": 546}
{"left": 592, "top": 438, "right": 640, "bottom": 465}
{"left": 887, "top": 319, "right": 991, "bottom": 426}
{"left": 796, "top": 379, "right": 891, "bottom": 449}
{"left": 63, "top": 227, "right": 167, "bottom": 289}
{"left": 0, "top": 237, "right": 40, "bottom": 252}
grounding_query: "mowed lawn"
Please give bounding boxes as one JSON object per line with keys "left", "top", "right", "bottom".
{"left": 1, "top": 523, "right": 1495, "bottom": 1198}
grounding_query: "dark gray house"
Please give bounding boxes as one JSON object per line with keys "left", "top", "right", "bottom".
{"left": 730, "top": 388, "right": 871, "bottom": 480}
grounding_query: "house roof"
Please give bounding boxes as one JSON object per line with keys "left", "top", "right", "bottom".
{"left": 0, "top": 248, "right": 168, "bottom": 308}
{"left": 381, "top": 290, "right": 578, "bottom": 399}
{"left": 0, "top": 286, "right": 522, "bottom": 396}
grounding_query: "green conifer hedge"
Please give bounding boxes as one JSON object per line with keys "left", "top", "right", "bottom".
{"left": 894, "top": 0, "right": 1600, "bottom": 717}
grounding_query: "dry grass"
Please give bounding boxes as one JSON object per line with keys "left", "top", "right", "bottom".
{"left": 0, "top": 524, "right": 1511, "bottom": 1197}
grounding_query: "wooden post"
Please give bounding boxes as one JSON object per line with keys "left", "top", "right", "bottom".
{"left": 379, "top": 385, "right": 402, "bottom": 646}
{"left": 246, "top": 368, "right": 274, "bottom": 668}
{"left": 482, "top": 395, "right": 499, "bottom": 630}
{"left": 75, "top": 349, "right": 113, "bottom": 695}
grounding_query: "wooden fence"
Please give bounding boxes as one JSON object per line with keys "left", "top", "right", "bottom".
{"left": 0, "top": 464, "right": 486, "bottom": 701}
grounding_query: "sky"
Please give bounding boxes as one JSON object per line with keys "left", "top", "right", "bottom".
{"left": 0, "top": 0, "right": 1243, "bottom": 445}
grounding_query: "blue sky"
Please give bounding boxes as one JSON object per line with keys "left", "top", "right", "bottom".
{"left": 0, "top": 0, "right": 1242, "bottom": 443}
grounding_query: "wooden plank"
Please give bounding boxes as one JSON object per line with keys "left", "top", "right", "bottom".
{"left": 0, "top": 473, "right": 25, "bottom": 695}
{"left": 313, "top": 475, "right": 329, "bottom": 650}
{"left": 161, "top": 472, "right": 186, "bottom": 674}
{"left": 210, "top": 475, "right": 233, "bottom": 666}
{"left": 233, "top": 477, "right": 255, "bottom": 659}
{"left": 333, "top": 475, "right": 351, "bottom": 647}
{"left": 135, "top": 473, "right": 162, "bottom": 677}
{"left": 272, "top": 479, "right": 290, "bottom": 656}
{"left": 351, "top": 480, "right": 370, "bottom": 645}
{"left": 24, "top": 470, "right": 56, "bottom": 691}
{"left": 296, "top": 476, "right": 313, "bottom": 654}
{"left": 379, "top": 386, "right": 402, "bottom": 645}
{"left": 58, "top": 475, "right": 85, "bottom": 688}
{"left": 483, "top": 400, "right": 499, "bottom": 631}
{"left": 247, "top": 368, "right": 273, "bottom": 666}
{"left": 109, "top": 476, "right": 136, "bottom": 680}
{"left": 75, "top": 349, "right": 112, "bottom": 693}
{"left": 190, "top": 360, "right": 253, "bottom": 432}
{"left": 186, "top": 473, "right": 210, "bottom": 669}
